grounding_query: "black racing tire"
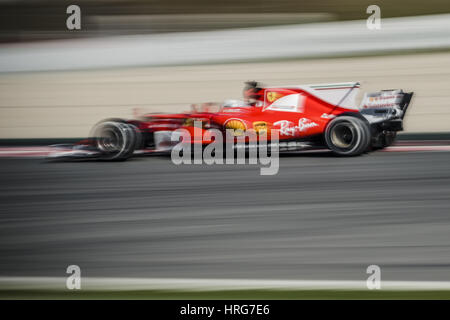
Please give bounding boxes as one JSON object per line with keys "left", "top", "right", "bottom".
{"left": 324, "top": 116, "right": 371, "bottom": 156}
{"left": 91, "top": 120, "right": 138, "bottom": 160}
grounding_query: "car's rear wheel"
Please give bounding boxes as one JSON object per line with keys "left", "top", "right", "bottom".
{"left": 91, "top": 120, "right": 139, "bottom": 160}
{"left": 325, "top": 116, "right": 371, "bottom": 156}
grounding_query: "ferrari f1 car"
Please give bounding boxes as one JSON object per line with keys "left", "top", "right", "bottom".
{"left": 50, "top": 81, "right": 413, "bottom": 160}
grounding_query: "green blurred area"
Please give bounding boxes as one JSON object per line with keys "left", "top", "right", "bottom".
{"left": 1, "top": 289, "right": 450, "bottom": 300}
{"left": 0, "top": 0, "right": 449, "bottom": 42}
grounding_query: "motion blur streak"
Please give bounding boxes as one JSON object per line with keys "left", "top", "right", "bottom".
{"left": 0, "top": 152, "right": 449, "bottom": 281}
{"left": 1, "top": 14, "right": 449, "bottom": 73}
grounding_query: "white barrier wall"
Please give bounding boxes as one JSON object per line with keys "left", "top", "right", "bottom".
{"left": 0, "top": 14, "right": 449, "bottom": 73}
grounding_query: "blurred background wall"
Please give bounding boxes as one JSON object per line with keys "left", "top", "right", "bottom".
{"left": 0, "top": 0, "right": 449, "bottom": 138}
{"left": 2, "top": 53, "right": 449, "bottom": 138}
{"left": 1, "top": 0, "right": 449, "bottom": 42}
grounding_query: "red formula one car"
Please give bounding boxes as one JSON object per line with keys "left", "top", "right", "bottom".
{"left": 50, "top": 81, "right": 413, "bottom": 160}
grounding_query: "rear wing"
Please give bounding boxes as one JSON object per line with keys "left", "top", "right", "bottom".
{"left": 360, "top": 89, "right": 413, "bottom": 120}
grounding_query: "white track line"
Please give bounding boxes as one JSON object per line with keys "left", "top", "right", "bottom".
{"left": 1, "top": 145, "right": 450, "bottom": 158}
{"left": 382, "top": 145, "right": 450, "bottom": 152}
{"left": 1, "top": 277, "right": 450, "bottom": 291}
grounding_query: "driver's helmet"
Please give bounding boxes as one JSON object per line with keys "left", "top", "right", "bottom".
{"left": 243, "top": 81, "right": 264, "bottom": 106}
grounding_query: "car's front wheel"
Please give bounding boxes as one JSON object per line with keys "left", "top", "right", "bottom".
{"left": 324, "top": 116, "right": 371, "bottom": 156}
{"left": 91, "top": 120, "right": 139, "bottom": 160}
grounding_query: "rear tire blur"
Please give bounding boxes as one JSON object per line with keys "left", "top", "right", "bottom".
{"left": 325, "top": 116, "right": 371, "bottom": 156}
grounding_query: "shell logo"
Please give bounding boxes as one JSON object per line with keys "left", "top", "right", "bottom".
{"left": 224, "top": 119, "right": 246, "bottom": 136}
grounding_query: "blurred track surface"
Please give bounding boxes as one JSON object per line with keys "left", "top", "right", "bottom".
{"left": 0, "top": 152, "right": 449, "bottom": 281}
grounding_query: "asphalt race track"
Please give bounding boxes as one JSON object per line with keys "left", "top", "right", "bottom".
{"left": 0, "top": 151, "right": 449, "bottom": 282}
